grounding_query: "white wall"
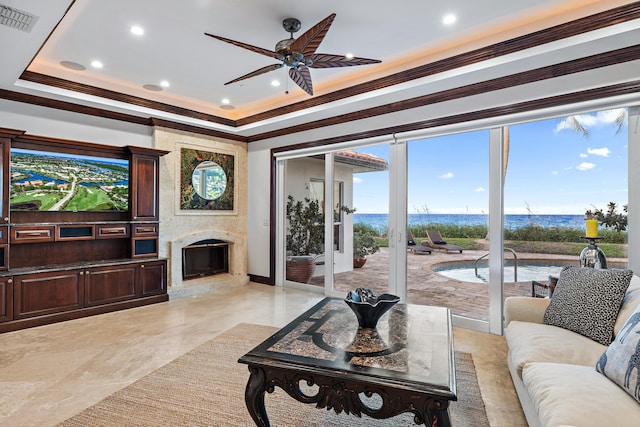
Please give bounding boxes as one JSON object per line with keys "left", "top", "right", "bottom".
{"left": 0, "top": 99, "right": 152, "bottom": 147}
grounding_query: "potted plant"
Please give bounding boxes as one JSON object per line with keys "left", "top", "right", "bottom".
{"left": 285, "top": 195, "right": 355, "bottom": 282}
{"left": 353, "top": 231, "right": 380, "bottom": 268}
{"left": 285, "top": 195, "right": 324, "bottom": 283}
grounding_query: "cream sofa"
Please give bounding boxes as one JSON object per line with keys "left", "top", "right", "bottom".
{"left": 504, "top": 274, "right": 640, "bottom": 427}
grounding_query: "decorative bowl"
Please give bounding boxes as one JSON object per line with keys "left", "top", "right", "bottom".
{"left": 344, "top": 288, "right": 400, "bottom": 329}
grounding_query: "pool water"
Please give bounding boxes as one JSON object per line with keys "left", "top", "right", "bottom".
{"left": 432, "top": 261, "right": 575, "bottom": 283}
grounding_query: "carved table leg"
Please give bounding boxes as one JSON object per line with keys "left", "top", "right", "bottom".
{"left": 428, "top": 398, "right": 451, "bottom": 427}
{"left": 244, "top": 365, "right": 270, "bottom": 427}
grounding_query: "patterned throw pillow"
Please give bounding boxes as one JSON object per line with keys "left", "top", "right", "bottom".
{"left": 543, "top": 266, "right": 633, "bottom": 345}
{"left": 596, "top": 304, "right": 640, "bottom": 403}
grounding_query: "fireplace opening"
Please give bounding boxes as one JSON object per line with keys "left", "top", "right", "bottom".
{"left": 182, "top": 239, "right": 229, "bottom": 280}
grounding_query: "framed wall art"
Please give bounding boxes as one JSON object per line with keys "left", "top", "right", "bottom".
{"left": 180, "top": 147, "right": 234, "bottom": 211}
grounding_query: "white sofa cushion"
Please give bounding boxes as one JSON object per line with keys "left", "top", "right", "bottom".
{"left": 505, "top": 320, "right": 605, "bottom": 378}
{"left": 597, "top": 303, "right": 640, "bottom": 403}
{"left": 523, "top": 362, "right": 640, "bottom": 427}
{"left": 543, "top": 266, "right": 633, "bottom": 345}
{"left": 615, "top": 274, "right": 640, "bottom": 336}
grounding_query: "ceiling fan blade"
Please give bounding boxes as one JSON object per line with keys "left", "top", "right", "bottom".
{"left": 205, "top": 33, "right": 279, "bottom": 59}
{"left": 309, "top": 53, "right": 381, "bottom": 68}
{"left": 289, "top": 13, "right": 336, "bottom": 58}
{"left": 289, "top": 66, "right": 313, "bottom": 96}
{"left": 225, "top": 63, "right": 283, "bottom": 85}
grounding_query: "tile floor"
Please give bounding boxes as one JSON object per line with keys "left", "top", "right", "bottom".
{"left": 0, "top": 282, "right": 527, "bottom": 426}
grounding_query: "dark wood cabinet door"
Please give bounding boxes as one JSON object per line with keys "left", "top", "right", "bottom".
{"left": 139, "top": 260, "right": 166, "bottom": 296}
{"left": 14, "top": 271, "right": 83, "bottom": 319}
{"left": 84, "top": 264, "right": 137, "bottom": 307}
{"left": 131, "top": 154, "right": 160, "bottom": 221}
{"left": 0, "top": 277, "right": 12, "bottom": 322}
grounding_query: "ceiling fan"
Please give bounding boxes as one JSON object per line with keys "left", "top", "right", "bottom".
{"left": 205, "top": 13, "right": 381, "bottom": 96}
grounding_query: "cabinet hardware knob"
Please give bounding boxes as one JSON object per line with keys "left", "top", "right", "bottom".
{"left": 141, "top": 265, "right": 145, "bottom": 268}
{"left": 7, "top": 279, "right": 12, "bottom": 283}
{"left": 79, "top": 271, "right": 84, "bottom": 275}
{"left": 3, "top": 217, "right": 8, "bottom": 222}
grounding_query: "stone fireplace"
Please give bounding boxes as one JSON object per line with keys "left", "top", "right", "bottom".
{"left": 182, "top": 239, "right": 229, "bottom": 280}
{"left": 153, "top": 126, "right": 248, "bottom": 296}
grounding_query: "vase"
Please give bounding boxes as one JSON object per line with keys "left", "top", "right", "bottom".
{"left": 344, "top": 291, "right": 400, "bottom": 329}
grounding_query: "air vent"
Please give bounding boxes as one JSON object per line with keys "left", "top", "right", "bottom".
{"left": 0, "top": 4, "right": 38, "bottom": 32}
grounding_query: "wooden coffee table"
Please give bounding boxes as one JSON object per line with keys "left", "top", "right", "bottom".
{"left": 238, "top": 297, "right": 456, "bottom": 426}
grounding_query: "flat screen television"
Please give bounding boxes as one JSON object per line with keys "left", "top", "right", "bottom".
{"left": 10, "top": 148, "right": 129, "bottom": 212}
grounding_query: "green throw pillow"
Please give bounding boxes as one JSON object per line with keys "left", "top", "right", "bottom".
{"left": 543, "top": 266, "right": 633, "bottom": 345}
{"left": 596, "top": 303, "right": 640, "bottom": 403}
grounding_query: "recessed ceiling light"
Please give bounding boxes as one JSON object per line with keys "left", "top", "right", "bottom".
{"left": 345, "top": 53, "right": 354, "bottom": 60}
{"left": 221, "top": 98, "right": 230, "bottom": 104}
{"left": 90, "top": 60, "right": 103, "bottom": 69}
{"left": 271, "top": 80, "right": 280, "bottom": 87}
{"left": 142, "top": 84, "right": 162, "bottom": 91}
{"left": 130, "top": 26, "right": 144, "bottom": 36}
{"left": 60, "top": 61, "right": 86, "bottom": 71}
{"left": 160, "top": 80, "right": 170, "bottom": 88}
{"left": 442, "top": 14, "right": 457, "bottom": 25}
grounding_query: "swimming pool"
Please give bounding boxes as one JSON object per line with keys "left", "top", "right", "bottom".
{"left": 432, "top": 260, "right": 575, "bottom": 283}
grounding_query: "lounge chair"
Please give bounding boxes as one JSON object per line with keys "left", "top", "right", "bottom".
{"left": 407, "top": 230, "right": 431, "bottom": 255}
{"left": 423, "top": 230, "right": 464, "bottom": 253}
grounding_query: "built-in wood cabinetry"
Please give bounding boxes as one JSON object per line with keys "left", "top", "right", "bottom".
{"left": 0, "top": 128, "right": 169, "bottom": 333}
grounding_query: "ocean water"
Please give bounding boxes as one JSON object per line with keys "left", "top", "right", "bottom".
{"left": 354, "top": 213, "right": 585, "bottom": 234}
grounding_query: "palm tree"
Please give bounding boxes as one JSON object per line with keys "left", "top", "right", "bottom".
{"left": 562, "top": 108, "right": 627, "bottom": 137}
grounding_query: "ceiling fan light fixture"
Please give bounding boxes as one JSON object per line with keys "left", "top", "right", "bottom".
{"left": 130, "top": 25, "right": 144, "bottom": 36}
{"left": 345, "top": 53, "right": 354, "bottom": 60}
{"left": 205, "top": 13, "right": 381, "bottom": 96}
{"left": 271, "top": 80, "right": 280, "bottom": 87}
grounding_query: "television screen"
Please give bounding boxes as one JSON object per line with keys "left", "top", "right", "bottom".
{"left": 10, "top": 148, "right": 129, "bottom": 212}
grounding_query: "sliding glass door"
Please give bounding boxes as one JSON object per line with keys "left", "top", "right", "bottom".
{"left": 275, "top": 105, "right": 637, "bottom": 335}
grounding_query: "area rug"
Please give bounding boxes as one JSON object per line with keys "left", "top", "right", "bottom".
{"left": 58, "top": 323, "right": 489, "bottom": 426}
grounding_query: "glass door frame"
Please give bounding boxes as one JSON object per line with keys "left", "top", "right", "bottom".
{"left": 274, "top": 101, "right": 640, "bottom": 336}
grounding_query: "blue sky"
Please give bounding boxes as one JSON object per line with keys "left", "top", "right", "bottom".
{"left": 353, "top": 108, "right": 628, "bottom": 215}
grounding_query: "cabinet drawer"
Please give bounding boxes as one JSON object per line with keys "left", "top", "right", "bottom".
{"left": 11, "top": 226, "right": 56, "bottom": 244}
{"left": 95, "top": 224, "right": 130, "bottom": 239}
{"left": 132, "top": 223, "right": 158, "bottom": 237}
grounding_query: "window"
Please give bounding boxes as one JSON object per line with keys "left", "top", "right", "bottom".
{"left": 310, "top": 179, "right": 346, "bottom": 251}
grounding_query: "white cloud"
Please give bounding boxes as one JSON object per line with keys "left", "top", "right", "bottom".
{"left": 587, "top": 147, "right": 610, "bottom": 157}
{"left": 439, "top": 172, "right": 454, "bottom": 179}
{"left": 474, "top": 187, "right": 485, "bottom": 192}
{"left": 551, "top": 171, "right": 559, "bottom": 175}
{"left": 555, "top": 108, "right": 625, "bottom": 132}
{"left": 576, "top": 162, "right": 596, "bottom": 171}
{"left": 353, "top": 176, "right": 362, "bottom": 184}
{"left": 579, "top": 153, "right": 588, "bottom": 158}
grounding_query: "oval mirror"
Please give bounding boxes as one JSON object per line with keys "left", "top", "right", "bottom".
{"left": 191, "top": 160, "right": 227, "bottom": 200}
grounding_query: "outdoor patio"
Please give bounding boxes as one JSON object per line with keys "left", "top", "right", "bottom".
{"left": 311, "top": 246, "right": 622, "bottom": 321}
